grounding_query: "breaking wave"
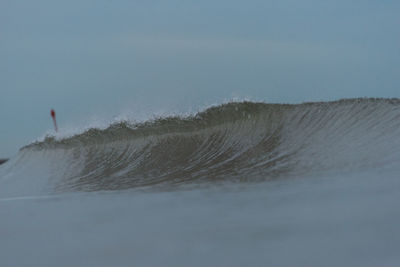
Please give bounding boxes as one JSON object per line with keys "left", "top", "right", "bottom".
{"left": 2, "top": 98, "right": 400, "bottom": 194}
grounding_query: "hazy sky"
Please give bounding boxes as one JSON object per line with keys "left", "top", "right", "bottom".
{"left": 1, "top": 0, "right": 399, "bottom": 156}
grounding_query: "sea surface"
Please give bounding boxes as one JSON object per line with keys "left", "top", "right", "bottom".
{"left": 1, "top": 98, "right": 400, "bottom": 266}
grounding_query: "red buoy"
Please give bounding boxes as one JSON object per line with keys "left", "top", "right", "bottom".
{"left": 51, "top": 109, "right": 58, "bottom": 132}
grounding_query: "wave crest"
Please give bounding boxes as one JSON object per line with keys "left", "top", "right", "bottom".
{"left": 7, "top": 98, "right": 400, "bottom": 192}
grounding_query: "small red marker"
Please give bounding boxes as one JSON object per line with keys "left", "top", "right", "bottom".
{"left": 51, "top": 109, "right": 58, "bottom": 132}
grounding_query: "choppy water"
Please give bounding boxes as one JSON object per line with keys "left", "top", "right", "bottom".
{"left": 1, "top": 98, "right": 400, "bottom": 266}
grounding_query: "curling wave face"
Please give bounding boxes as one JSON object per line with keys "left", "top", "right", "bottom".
{"left": 2, "top": 98, "right": 400, "bottom": 194}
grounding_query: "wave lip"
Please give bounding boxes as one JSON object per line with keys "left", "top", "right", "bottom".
{"left": 5, "top": 98, "right": 400, "bottom": 193}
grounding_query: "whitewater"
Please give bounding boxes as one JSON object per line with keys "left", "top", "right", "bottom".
{"left": 1, "top": 98, "right": 400, "bottom": 266}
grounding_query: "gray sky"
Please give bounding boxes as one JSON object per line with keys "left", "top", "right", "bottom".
{"left": 1, "top": 0, "right": 399, "bottom": 156}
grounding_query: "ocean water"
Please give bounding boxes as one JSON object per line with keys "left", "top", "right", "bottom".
{"left": 1, "top": 98, "right": 400, "bottom": 266}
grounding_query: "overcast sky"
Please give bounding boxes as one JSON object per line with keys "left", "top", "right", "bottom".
{"left": 1, "top": 0, "right": 399, "bottom": 157}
